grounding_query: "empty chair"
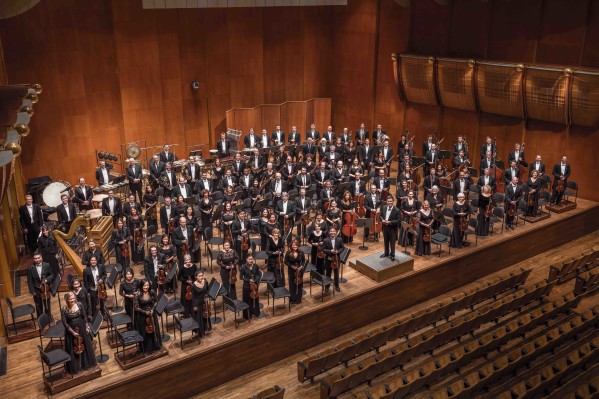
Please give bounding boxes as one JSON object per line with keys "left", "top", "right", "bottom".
{"left": 266, "top": 282, "right": 291, "bottom": 315}
{"left": 297, "top": 348, "right": 336, "bottom": 383}
{"left": 431, "top": 225, "right": 451, "bottom": 257}
{"left": 4, "top": 297, "right": 36, "bottom": 335}
{"left": 37, "top": 313, "right": 65, "bottom": 349}
{"left": 37, "top": 345, "right": 72, "bottom": 388}
{"left": 173, "top": 314, "right": 200, "bottom": 349}
{"left": 309, "top": 269, "right": 334, "bottom": 301}
{"left": 223, "top": 295, "right": 249, "bottom": 329}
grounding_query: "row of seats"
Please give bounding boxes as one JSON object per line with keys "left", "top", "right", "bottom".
{"left": 360, "top": 292, "right": 581, "bottom": 399}
{"left": 495, "top": 336, "right": 599, "bottom": 399}
{"left": 318, "top": 279, "right": 555, "bottom": 399}
{"left": 429, "top": 306, "right": 599, "bottom": 399}
{"left": 548, "top": 245, "right": 599, "bottom": 283}
{"left": 560, "top": 373, "right": 599, "bottom": 399}
{"left": 297, "top": 267, "right": 531, "bottom": 383}
{"left": 574, "top": 268, "right": 599, "bottom": 296}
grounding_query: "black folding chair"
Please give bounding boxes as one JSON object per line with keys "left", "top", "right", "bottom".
{"left": 173, "top": 314, "right": 200, "bottom": 349}
{"left": 37, "top": 345, "right": 71, "bottom": 386}
{"left": 309, "top": 270, "right": 334, "bottom": 302}
{"left": 37, "top": 313, "right": 64, "bottom": 350}
{"left": 266, "top": 282, "right": 291, "bottom": 314}
{"left": 430, "top": 225, "right": 451, "bottom": 257}
{"left": 223, "top": 295, "right": 249, "bottom": 329}
{"left": 5, "top": 297, "right": 35, "bottom": 335}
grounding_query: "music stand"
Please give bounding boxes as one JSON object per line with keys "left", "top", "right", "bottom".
{"left": 356, "top": 218, "right": 372, "bottom": 250}
{"left": 412, "top": 156, "right": 425, "bottom": 167}
{"left": 166, "top": 262, "right": 179, "bottom": 296}
{"left": 439, "top": 150, "right": 451, "bottom": 160}
{"left": 338, "top": 182, "right": 352, "bottom": 193}
{"left": 207, "top": 278, "right": 223, "bottom": 324}
{"left": 107, "top": 265, "right": 123, "bottom": 312}
{"left": 496, "top": 160, "right": 505, "bottom": 170}
{"left": 51, "top": 274, "right": 62, "bottom": 311}
{"left": 339, "top": 247, "right": 351, "bottom": 284}
{"left": 155, "top": 293, "right": 170, "bottom": 342}
{"left": 400, "top": 221, "right": 416, "bottom": 255}
{"left": 91, "top": 312, "right": 109, "bottom": 363}
{"left": 468, "top": 167, "right": 478, "bottom": 178}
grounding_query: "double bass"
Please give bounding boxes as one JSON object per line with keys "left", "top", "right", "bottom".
{"left": 371, "top": 209, "right": 382, "bottom": 234}
{"left": 354, "top": 194, "right": 366, "bottom": 218}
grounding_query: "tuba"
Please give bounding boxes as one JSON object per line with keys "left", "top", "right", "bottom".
{"left": 160, "top": 174, "right": 173, "bottom": 191}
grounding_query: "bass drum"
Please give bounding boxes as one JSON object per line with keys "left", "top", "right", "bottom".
{"left": 42, "top": 181, "right": 72, "bottom": 207}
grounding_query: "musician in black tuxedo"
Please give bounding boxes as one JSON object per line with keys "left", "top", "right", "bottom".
{"left": 276, "top": 192, "right": 296, "bottom": 237}
{"left": 288, "top": 126, "right": 301, "bottom": 159}
{"left": 359, "top": 138, "right": 374, "bottom": 172}
{"left": 294, "top": 167, "right": 312, "bottom": 190}
{"left": 243, "top": 128, "right": 258, "bottom": 148}
{"left": 505, "top": 176, "right": 524, "bottom": 229}
{"left": 339, "top": 128, "right": 351, "bottom": 145}
{"left": 306, "top": 123, "right": 320, "bottom": 142}
{"left": 101, "top": 190, "right": 122, "bottom": 225}
{"left": 231, "top": 153, "right": 246, "bottom": 177}
{"left": 372, "top": 124, "right": 386, "bottom": 145}
{"left": 159, "top": 144, "right": 178, "bottom": 164}
{"left": 219, "top": 169, "right": 237, "bottom": 191}
{"left": 82, "top": 255, "right": 107, "bottom": 320}
{"left": 122, "top": 194, "right": 142, "bottom": 219}
{"left": 323, "top": 126, "right": 336, "bottom": 144}
{"left": 504, "top": 161, "right": 520, "bottom": 185}
{"left": 172, "top": 216, "right": 196, "bottom": 265}
{"left": 529, "top": 155, "right": 545, "bottom": 177}
{"left": 57, "top": 194, "right": 77, "bottom": 233}
{"left": 194, "top": 171, "right": 213, "bottom": 194}
{"left": 355, "top": 123, "right": 369, "bottom": 145}
{"left": 143, "top": 245, "right": 166, "bottom": 291}
{"left": 480, "top": 136, "right": 495, "bottom": 159}
{"left": 258, "top": 129, "right": 270, "bottom": 149}
{"left": 19, "top": 195, "right": 44, "bottom": 253}
{"left": 508, "top": 143, "right": 527, "bottom": 167}
{"left": 271, "top": 125, "right": 285, "bottom": 147}
{"left": 270, "top": 173, "right": 288, "bottom": 210}
{"left": 281, "top": 157, "right": 296, "bottom": 186}
{"left": 148, "top": 155, "right": 165, "bottom": 190}
{"left": 95, "top": 160, "right": 113, "bottom": 185}
{"left": 313, "top": 162, "right": 330, "bottom": 198}
{"left": 349, "top": 172, "right": 366, "bottom": 197}
{"left": 320, "top": 181, "right": 336, "bottom": 209}
{"left": 452, "top": 136, "right": 468, "bottom": 159}
{"left": 380, "top": 196, "right": 400, "bottom": 260}
{"left": 27, "top": 252, "right": 54, "bottom": 317}
{"left": 322, "top": 227, "right": 345, "bottom": 292}
{"left": 380, "top": 139, "right": 393, "bottom": 174}
{"left": 238, "top": 168, "right": 254, "bottom": 197}
{"left": 477, "top": 168, "right": 496, "bottom": 192}
{"left": 160, "top": 163, "right": 176, "bottom": 198}
{"left": 364, "top": 185, "right": 381, "bottom": 241}
{"left": 480, "top": 151, "right": 495, "bottom": 174}
{"left": 422, "top": 134, "right": 434, "bottom": 157}
{"left": 231, "top": 211, "right": 251, "bottom": 261}
{"left": 550, "top": 155, "right": 571, "bottom": 206}
{"left": 172, "top": 177, "right": 192, "bottom": 199}
{"left": 160, "top": 197, "right": 175, "bottom": 232}
{"left": 185, "top": 156, "right": 201, "bottom": 188}
{"left": 453, "top": 170, "right": 471, "bottom": 200}
{"left": 317, "top": 139, "right": 329, "bottom": 162}
{"left": 372, "top": 169, "right": 390, "bottom": 198}
{"left": 424, "top": 143, "right": 439, "bottom": 176}
{"left": 217, "top": 131, "right": 231, "bottom": 158}
{"left": 295, "top": 187, "right": 312, "bottom": 237}
{"left": 73, "top": 178, "right": 94, "bottom": 211}
{"left": 423, "top": 168, "right": 440, "bottom": 197}
{"left": 302, "top": 137, "right": 317, "bottom": 159}
{"left": 126, "top": 159, "right": 143, "bottom": 204}
{"left": 81, "top": 240, "right": 105, "bottom": 267}
{"left": 452, "top": 150, "right": 469, "bottom": 171}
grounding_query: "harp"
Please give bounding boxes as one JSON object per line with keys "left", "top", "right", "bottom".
{"left": 53, "top": 215, "right": 90, "bottom": 277}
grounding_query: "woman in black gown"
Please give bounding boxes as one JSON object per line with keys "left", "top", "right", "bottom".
{"left": 266, "top": 228, "right": 286, "bottom": 288}
{"left": 38, "top": 225, "right": 60, "bottom": 277}
{"left": 159, "top": 234, "right": 177, "bottom": 294}
{"left": 221, "top": 202, "right": 236, "bottom": 241}
{"left": 326, "top": 200, "right": 342, "bottom": 231}
{"left": 111, "top": 219, "right": 131, "bottom": 269}
{"left": 339, "top": 191, "right": 354, "bottom": 243}
{"left": 62, "top": 292, "right": 97, "bottom": 373}
{"left": 259, "top": 209, "right": 271, "bottom": 251}
{"left": 212, "top": 159, "right": 224, "bottom": 189}
{"left": 400, "top": 191, "right": 420, "bottom": 247}
{"left": 119, "top": 268, "right": 138, "bottom": 319}
{"left": 308, "top": 223, "right": 326, "bottom": 275}
{"left": 217, "top": 240, "right": 239, "bottom": 299}
{"left": 240, "top": 255, "right": 262, "bottom": 319}
{"left": 71, "top": 278, "right": 90, "bottom": 321}
{"left": 450, "top": 193, "right": 469, "bottom": 248}
{"left": 128, "top": 207, "right": 145, "bottom": 264}
{"left": 526, "top": 170, "right": 542, "bottom": 217}
{"left": 143, "top": 185, "right": 157, "bottom": 228}
{"left": 134, "top": 279, "right": 162, "bottom": 355}
{"left": 347, "top": 158, "right": 363, "bottom": 179}
{"left": 476, "top": 184, "right": 492, "bottom": 236}
{"left": 184, "top": 205, "right": 200, "bottom": 263}
{"left": 191, "top": 270, "right": 211, "bottom": 335}
{"left": 344, "top": 140, "right": 358, "bottom": 165}
{"left": 177, "top": 254, "right": 197, "bottom": 318}
{"left": 396, "top": 180, "right": 410, "bottom": 208}
{"left": 415, "top": 201, "right": 433, "bottom": 256}
{"left": 286, "top": 240, "right": 306, "bottom": 304}
{"left": 198, "top": 189, "right": 213, "bottom": 238}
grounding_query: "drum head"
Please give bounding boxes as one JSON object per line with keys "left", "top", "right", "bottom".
{"left": 126, "top": 144, "right": 141, "bottom": 159}
{"left": 42, "top": 181, "right": 70, "bottom": 207}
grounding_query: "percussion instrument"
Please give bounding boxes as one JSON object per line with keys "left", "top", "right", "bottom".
{"left": 42, "top": 180, "right": 71, "bottom": 207}
{"left": 209, "top": 149, "right": 219, "bottom": 157}
{"left": 92, "top": 194, "right": 107, "bottom": 209}
{"left": 126, "top": 144, "right": 141, "bottom": 159}
{"left": 48, "top": 213, "right": 58, "bottom": 222}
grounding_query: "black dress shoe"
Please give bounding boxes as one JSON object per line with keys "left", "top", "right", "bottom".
{"left": 390, "top": 256, "right": 395, "bottom": 261}
{"left": 335, "top": 286, "right": 341, "bottom": 292}
{"left": 324, "top": 287, "right": 329, "bottom": 293}
{"left": 380, "top": 254, "right": 387, "bottom": 258}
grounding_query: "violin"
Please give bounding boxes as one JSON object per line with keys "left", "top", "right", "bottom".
{"left": 284, "top": 216, "right": 291, "bottom": 232}
{"left": 145, "top": 313, "right": 155, "bottom": 334}
{"left": 40, "top": 278, "right": 51, "bottom": 300}
{"left": 422, "top": 224, "right": 431, "bottom": 243}
{"left": 277, "top": 251, "right": 285, "bottom": 270}
{"left": 97, "top": 276, "right": 107, "bottom": 300}
{"left": 249, "top": 279, "right": 259, "bottom": 299}
{"left": 224, "top": 226, "right": 233, "bottom": 243}
{"left": 508, "top": 201, "right": 517, "bottom": 217}
{"left": 157, "top": 267, "right": 167, "bottom": 286}
{"left": 410, "top": 214, "right": 418, "bottom": 231}
{"left": 229, "top": 264, "right": 238, "bottom": 284}
{"left": 182, "top": 242, "right": 189, "bottom": 256}
{"left": 317, "top": 242, "right": 326, "bottom": 259}
{"left": 185, "top": 277, "right": 193, "bottom": 301}
{"left": 485, "top": 202, "right": 493, "bottom": 218}
{"left": 528, "top": 189, "right": 536, "bottom": 207}
{"left": 330, "top": 252, "right": 340, "bottom": 270}
{"left": 121, "top": 240, "right": 130, "bottom": 259}
{"left": 73, "top": 327, "right": 85, "bottom": 355}
{"left": 294, "top": 263, "right": 303, "bottom": 286}
{"left": 555, "top": 178, "right": 565, "bottom": 193}
{"left": 460, "top": 215, "right": 469, "bottom": 231}
{"left": 241, "top": 232, "right": 249, "bottom": 251}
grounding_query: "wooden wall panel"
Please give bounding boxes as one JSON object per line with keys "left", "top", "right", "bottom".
{"left": 286, "top": 102, "right": 307, "bottom": 134}
{"left": 567, "top": 126, "right": 599, "bottom": 200}
{"left": 411, "top": 0, "right": 450, "bottom": 56}
{"left": 448, "top": 0, "right": 491, "bottom": 59}
{"left": 582, "top": 0, "right": 599, "bottom": 67}
{"left": 261, "top": 105, "right": 281, "bottom": 134}
{"left": 403, "top": 103, "right": 441, "bottom": 156}
{"left": 311, "top": 98, "right": 332, "bottom": 133}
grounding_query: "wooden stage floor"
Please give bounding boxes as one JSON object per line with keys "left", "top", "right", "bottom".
{"left": 1, "top": 198, "right": 598, "bottom": 399}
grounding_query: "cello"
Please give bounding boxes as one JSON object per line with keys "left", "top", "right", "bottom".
{"left": 342, "top": 209, "right": 358, "bottom": 238}
{"left": 354, "top": 194, "right": 366, "bottom": 218}
{"left": 371, "top": 209, "right": 382, "bottom": 235}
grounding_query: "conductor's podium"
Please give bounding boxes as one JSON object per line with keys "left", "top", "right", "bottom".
{"left": 350, "top": 252, "right": 414, "bottom": 282}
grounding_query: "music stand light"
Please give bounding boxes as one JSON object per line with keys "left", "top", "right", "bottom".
{"left": 356, "top": 218, "right": 372, "bottom": 250}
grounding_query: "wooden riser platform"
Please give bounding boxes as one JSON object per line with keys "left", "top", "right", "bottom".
{"left": 547, "top": 201, "right": 577, "bottom": 213}
{"left": 521, "top": 210, "right": 551, "bottom": 223}
{"left": 44, "top": 366, "right": 102, "bottom": 395}
{"left": 115, "top": 347, "right": 168, "bottom": 370}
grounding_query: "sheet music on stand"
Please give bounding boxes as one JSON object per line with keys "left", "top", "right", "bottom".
{"left": 227, "top": 128, "right": 242, "bottom": 153}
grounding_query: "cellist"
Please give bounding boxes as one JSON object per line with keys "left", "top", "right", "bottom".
{"left": 363, "top": 185, "right": 381, "bottom": 242}
{"left": 339, "top": 191, "right": 355, "bottom": 243}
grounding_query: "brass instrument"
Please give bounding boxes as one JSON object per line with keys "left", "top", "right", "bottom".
{"left": 159, "top": 174, "right": 173, "bottom": 191}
